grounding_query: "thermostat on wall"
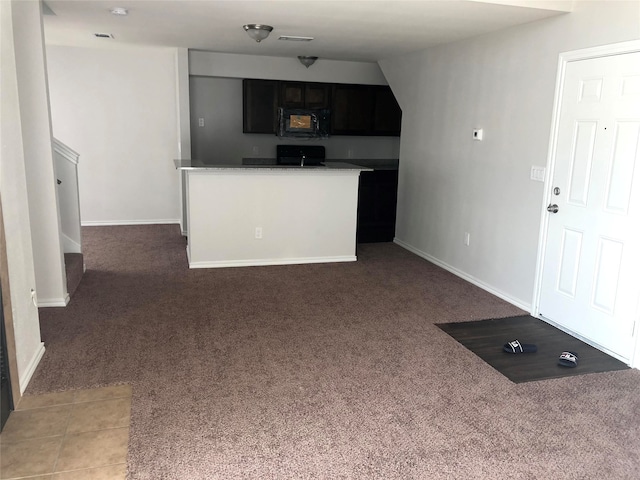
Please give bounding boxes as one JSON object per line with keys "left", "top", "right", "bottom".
{"left": 473, "top": 129, "right": 484, "bottom": 141}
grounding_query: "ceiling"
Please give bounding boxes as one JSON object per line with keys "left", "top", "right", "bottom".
{"left": 42, "top": 0, "right": 573, "bottom": 63}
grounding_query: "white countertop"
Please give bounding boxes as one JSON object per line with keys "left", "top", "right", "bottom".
{"left": 174, "top": 159, "right": 372, "bottom": 171}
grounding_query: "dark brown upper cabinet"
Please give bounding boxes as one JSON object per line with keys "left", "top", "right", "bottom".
{"left": 280, "top": 82, "right": 305, "bottom": 108}
{"left": 242, "top": 79, "right": 401, "bottom": 136}
{"left": 280, "top": 82, "right": 331, "bottom": 109}
{"left": 243, "top": 79, "right": 279, "bottom": 134}
{"left": 372, "top": 86, "right": 402, "bottom": 136}
{"left": 304, "top": 83, "right": 332, "bottom": 109}
{"left": 331, "top": 84, "right": 401, "bottom": 136}
{"left": 331, "top": 84, "right": 402, "bottom": 136}
{"left": 331, "top": 84, "right": 375, "bottom": 135}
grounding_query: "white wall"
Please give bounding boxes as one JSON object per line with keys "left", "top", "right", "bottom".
{"left": 0, "top": 0, "right": 45, "bottom": 393}
{"left": 189, "top": 76, "right": 400, "bottom": 163}
{"left": 13, "top": 0, "right": 67, "bottom": 307}
{"left": 380, "top": 0, "right": 640, "bottom": 309}
{"left": 46, "top": 45, "right": 181, "bottom": 225}
{"left": 189, "top": 51, "right": 388, "bottom": 85}
{"left": 176, "top": 48, "right": 191, "bottom": 160}
{"left": 175, "top": 48, "right": 191, "bottom": 233}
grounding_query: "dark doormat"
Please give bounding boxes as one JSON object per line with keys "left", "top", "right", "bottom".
{"left": 436, "top": 315, "right": 629, "bottom": 383}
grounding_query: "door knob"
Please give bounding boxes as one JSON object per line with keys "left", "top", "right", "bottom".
{"left": 547, "top": 204, "right": 559, "bottom": 213}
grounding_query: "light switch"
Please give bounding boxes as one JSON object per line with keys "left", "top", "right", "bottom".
{"left": 530, "top": 166, "right": 545, "bottom": 182}
{"left": 473, "top": 129, "right": 483, "bottom": 141}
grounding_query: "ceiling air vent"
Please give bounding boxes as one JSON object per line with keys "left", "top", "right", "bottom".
{"left": 94, "top": 33, "right": 114, "bottom": 39}
{"left": 278, "top": 35, "right": 314, "bottom": 42}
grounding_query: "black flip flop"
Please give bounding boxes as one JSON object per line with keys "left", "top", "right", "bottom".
{"left": 558, "top": 351, "right": 578, "bottom": 367}
{"left": 503, "top": 340, "right": 537, "bottom": 354}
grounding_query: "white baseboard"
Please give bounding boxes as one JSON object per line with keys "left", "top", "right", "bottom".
{"left": 189, "top": 255, "right": 357, "bottom": 269}
{"left": 81, "top": 219, "right": 180, "bottom": 227}
{"left": 61, "top": 232, "right": 82, "bottom": 254}
{"left": 394, "top": 238, "right": 531, "bottom": 312}
{"left": 19, "top": 342, "right": 46, "bottom": 394}
{"left": 37, "top": 294, "right": 70, "bottom": 308}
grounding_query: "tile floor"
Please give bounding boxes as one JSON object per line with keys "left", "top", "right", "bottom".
{"left": 0, "top": 385, "right": 131, "bottom": 479}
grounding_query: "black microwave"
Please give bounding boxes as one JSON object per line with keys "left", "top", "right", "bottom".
{"left": 277, "top": 108, "right": 330, "bottom": 138}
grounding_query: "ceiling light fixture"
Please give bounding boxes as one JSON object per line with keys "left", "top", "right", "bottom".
{"left": 110, "top": 7, "right": 128, "bottom": 16}
{"left": 279, "top": 35, "right": 314, "bottom": 42}
{"left": 298, "top": 56, "right": 318, "bottom": 68}
{"left": 243, "top": 24, "right": 273, "bottom": 43}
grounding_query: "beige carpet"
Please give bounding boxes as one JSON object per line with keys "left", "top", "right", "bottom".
{"left": 28, "top": 225, "right": 640, "bottom": 479}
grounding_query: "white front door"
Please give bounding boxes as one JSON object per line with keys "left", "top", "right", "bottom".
{"left": 538, "top": 50, "right": 640, "bottom": 363}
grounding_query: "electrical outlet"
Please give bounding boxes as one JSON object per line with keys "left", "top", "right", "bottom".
{"left": 198, "top": 118, "right": 205, "bottom": 127}
{"left": 252, "top": 146, "right": 259, "bottom": 155}
{"left": 464, "top": 232, "right": 470, "bottom": 246}
{"left": 255, "top": 227, "right": 263, "bottom": 239}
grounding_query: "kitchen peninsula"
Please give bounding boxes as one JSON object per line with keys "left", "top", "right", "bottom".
{"left": 175, "top": 159, "right": 371, "bottom": 269}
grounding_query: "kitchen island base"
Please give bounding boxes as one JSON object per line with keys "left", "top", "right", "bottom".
{"left": 183, "top": 166, "right": 364, "bottom": 269}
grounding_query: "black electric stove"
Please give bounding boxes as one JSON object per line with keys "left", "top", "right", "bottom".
{"left": 276, "top": 145, "right": 325, "bottom": 166}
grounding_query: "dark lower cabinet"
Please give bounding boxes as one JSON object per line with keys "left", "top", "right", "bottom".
{"left": 357, "top": 169, "right": 399, "bottom": 243}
